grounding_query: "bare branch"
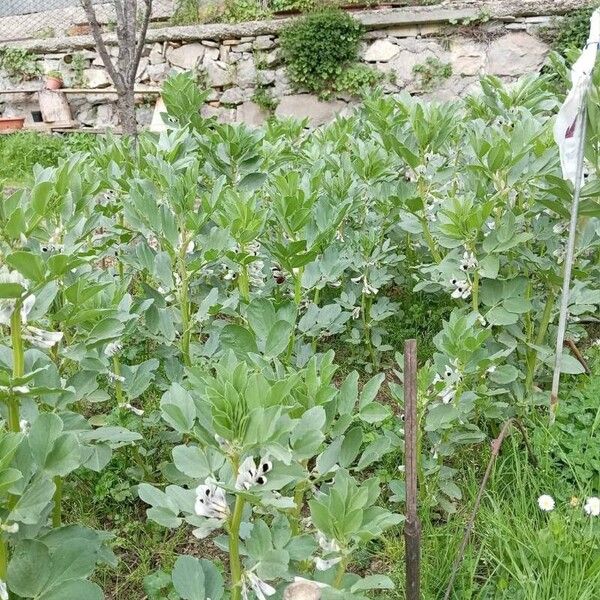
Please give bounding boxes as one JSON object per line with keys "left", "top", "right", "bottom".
{"left": 131, "top": 0, "right": 153, "bottom": 86}
{"left": 79, "top": 0, "right": 124, "bottom": 90}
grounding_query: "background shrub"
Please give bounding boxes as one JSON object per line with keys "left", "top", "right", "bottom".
{"left": 280, "top": 9, "right": 364, "bottom": 94}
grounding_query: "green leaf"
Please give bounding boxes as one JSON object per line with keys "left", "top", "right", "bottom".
{"left": 0, "top": 282, "right": 24, "bottom": 298}
{"left": 359, "top": 373, "right": 385, "bottom": 409}
{"left": 8, "top": 539, "right": 51, "bottom": 597}
{"left": 489, "top": 364, "right": 519, "bottom": 384}
{"left": 160, "top": 383, "right": 197, "bottom": 433}
{"left": 9, "top": 473, "right": 55, "bottom": 524}
{"left": 38, "top": 580, "right": 103, "bottom": 600}
{"left": 264, "top": 320, "right": 293, "bottom": 358}
{"left": 172, "top": 556, "right": 206, "bottom": 600}
{"left": 219, "top": 325, "right": 258, "bottom": 357}
{"left": 6, "top": 251, "right": 45, "bottom": 283}
{"left": 351, "top": 575, "right": 395, "bottom": 592}
{"left": 359, "top": 402, "right": 391, "bottom": 424}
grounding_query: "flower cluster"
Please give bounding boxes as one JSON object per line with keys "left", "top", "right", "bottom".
{"left": 537, "top": 494, "right": 599, "bottom": 516}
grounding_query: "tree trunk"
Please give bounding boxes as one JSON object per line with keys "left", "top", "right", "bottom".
{"left": 117, "top": 87, "right": 137, "bottom": 137}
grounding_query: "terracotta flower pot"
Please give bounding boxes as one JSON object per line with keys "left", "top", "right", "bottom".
{"left": 0, "top": 117, "right": 25, "bottom": 131}
{"left": 45, "top": 76, "right": 63, "bottom": 90}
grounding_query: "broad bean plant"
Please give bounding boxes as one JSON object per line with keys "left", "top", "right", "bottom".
{"left": 0, "top": 64, "right": 598, "bottom": 598}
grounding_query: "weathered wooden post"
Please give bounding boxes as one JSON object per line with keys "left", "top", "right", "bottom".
{"left": 404, "top": 339, "right": 421, "bottom": 599}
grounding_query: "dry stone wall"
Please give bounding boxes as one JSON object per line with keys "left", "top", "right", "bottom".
{"left": 0, "top": 1, "right": 591, "bottom": 129}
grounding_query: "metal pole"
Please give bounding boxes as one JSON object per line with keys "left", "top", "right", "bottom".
{"left": 550, "top": 107, "right": 588, "bottom": 422}
{"left": 404, "top": 339, "right": 420, "bottom": 600}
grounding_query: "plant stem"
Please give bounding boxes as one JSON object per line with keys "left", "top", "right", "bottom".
{"left": 178, "top": 249, "right": 191, "bottom": 367}
{"left": 238, "top": 247, "right": 250, "bottom": 303}
{"left": 294, "top": 271, "right": 303, "bottom": 306}
{"left": 525, "top": 288, "right": 555, "bottom": 393}
{"left": 228, "top": 494, "right": 245, "bottom": 600}
{"left": 113, "top": 355, "right": 123, "bottom": 406}
{"left": 361, "top": 293, "right": 378, "bottom": 369}
{"left": 471, "top": 272, "right": 480, "bottom": 313}
{"left": 52, "top": 476, "right": 62, "bottom": 527}
{"left": 419, "top": 218, "right": 442, "bottom": 263}
{"left": 8, "top": 309, "right": 23, "bottom": 433}
{"left": 333, "top": 556, "right": 347, "bottom": 588}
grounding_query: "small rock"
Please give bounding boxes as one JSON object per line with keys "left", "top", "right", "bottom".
{"left": 231, "top": 42, "right": 253, "bottom": 53}
{"left": 257, "top": 69, "right": 276, "bottom": 85}
{"left": 77, "top": 106, "right": 96, "bottom": 127}
{"left": 205, "top": 61, "right": 233, "bottom": 87}
{"left": 203, "top": 47, "right": 220, "bottom": 63}
{"left": 222, "top": 39, "right": 240, "bottom": 46}
{"left": 84, "top": 69, "right": 111, "bottom": 88}
{"left": 95, "top": 103, "right": 118, "bottom": 128}
{"left": 237, "top": 56, "right": 256, "bottom": 88}
{"left": 220, "top": 46, "right": 230, "bottom": 63}
{"left": 147, "top": 62, "right": 171, "bottom": 82}
{"left": 283, "top": 581, "right": 321, "bottom": 600}
{"left": 136, "top": 57, "right": 150, "bottom": 82}
{"left": 168, "top": 43, "right": 205, "bottom": 70}
{"left": 149, "top": 43, "right": 165, "bottom": 64}
{"left": 202, "top": 40, "right": 219, "bottom": 48}
{"left": 201, "top": 104, "right": 235, "bottom": 123}
{"left": 364, "top": 39, "right": 400, "bottom": 62}
{"left": 220, "top": 87, "right": 244, "bottom": 106}
{"left": 254, "top": 35, "right": 276, "bottom": 50}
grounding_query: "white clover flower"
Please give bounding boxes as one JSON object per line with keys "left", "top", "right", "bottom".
{"left": 537, "top": 494, "right": 555, "bottom": 512}
{"left": 124, "top": 403, "right": 144, "bottom": 416}
{"left": 459, "top": 250, "right": 478, "bottom": 272}
{"left": 104, "top": 341, "right": 122, "bottom": 357}
{"left": 314, "top": 556, "right": 342, "bottom": 571}
{"left": 243, "top": 572, "right": 276, "bottom": 600}
{"left": 22, "top": 327, "right": 63, "bottom": 350}
{"left": 450, "top": 278, "right": 471, "bottom": 300}
{"left": 235, "top": 456, "right": 272, "bottom": 491}
{"left": 0, "top": 267, "right": 35, "bottom": 326}
{"left": 194, "top": 479, "right": 229, "bottom": 520}
{"left": 583, "top": 497, "right": 600, "bottom": 517}
{"left": 0, "top": 580, "right": 7, "bottom": 600}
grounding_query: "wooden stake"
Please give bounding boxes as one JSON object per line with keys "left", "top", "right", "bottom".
{"left": 404, "top": 339, "right": 421, "bottom": 600}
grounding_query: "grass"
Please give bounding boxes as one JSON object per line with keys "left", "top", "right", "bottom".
{"left": 378, "top": 348, "right": 600, "bottom": 599}
{"left": 0, "top": 132, "right": 97, "bottom": 186}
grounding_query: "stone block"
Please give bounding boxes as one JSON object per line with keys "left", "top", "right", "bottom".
{"left": 167, "top": 43, "right": 205, "bottom": 70}
{"left": 486, "top": 32, "right": 549, "bottom": 77}
{"left": 364, "top": 39, "right": 400, "bottom": 62}
{"left": 275, "top": 94, "right": 347, "bottom": 127}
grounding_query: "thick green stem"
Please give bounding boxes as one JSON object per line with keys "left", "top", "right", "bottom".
{"left": 9, "top": 310, "right": 23, "bottom": 433}
{"left": 52, "top": 476, "right": 62, "bottom": 528}
{"left": 471, "top": 272, "right": 480, "bottom": 313}
{"left": 238, "top": 246, "right": 250, "bottom": 303}
{"left": 178, "top": 252, "right": 191, "bottom": 367}
{"left": 229, "top": 494, "right": 245, "bottom": 600}
{"left": 113, "top": 355, "right": 123, "bottom": 406}
{"left": 333, "top": 556, "right": 347, "bottom": 589}
{"left": 0, "top": 535, "right": 7, "bottom": 580}
{"left": 294, "top": 271, "right": 303, "bottom": 306}
{"left": 362, "top": 293, "right": 378, "bottom": 369}
{"left": 419, "top": 218, "right": 442, "bottom": 263}
{"left": 525, "top": 289, "right": 556, "bottom": 393}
